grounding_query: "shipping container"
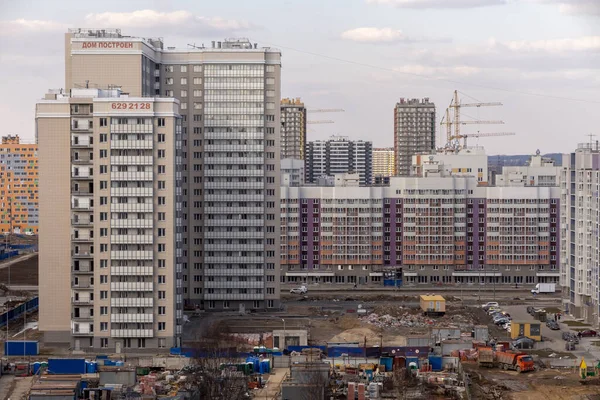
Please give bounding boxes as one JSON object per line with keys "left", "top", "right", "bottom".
{"left": 420, "top": 295, "right": 446, "bottom": 316}
{"left": 510, "top": 322, "right": 542, "bottom": 341}
{"left": 4, "top": 340, "right": 39, "bottom": 356}
{"left": 48, "top": 359, "right": 86, "bottom": 374}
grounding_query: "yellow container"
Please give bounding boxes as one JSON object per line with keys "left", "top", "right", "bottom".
{"left": 420, "top": 295, "right": 446, "bottom": 313}
{"left": 510, "top": 321, "right": 542, "bottom": 341}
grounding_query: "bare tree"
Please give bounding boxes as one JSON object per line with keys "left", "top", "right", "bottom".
{"left": 183, "top": 322, "right": 251, "bottom": 400}
{"left": 297, "top": 369, "right": 329, "bottom": 400}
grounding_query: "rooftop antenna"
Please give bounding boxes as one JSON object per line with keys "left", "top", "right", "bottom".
{"left": 587, "top": 133, "right": 596, "bottom": 146}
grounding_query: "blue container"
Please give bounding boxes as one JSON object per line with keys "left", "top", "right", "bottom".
{"left": 104, "top": 360, "right": 115, "bottom": 366}
{"left": 86, "top": 361, "right": 97, "bottom": 373}
{"left": 4, "top": 340, "right": 39, "bottom": 356}
{"left": 96, "top": 355, "right": 108, "bottom": 360}
{"left": 32, "top": 362, "right": 41, "bottom": 375}
{"left": 380, "top": 357, "right": 393, "bottom": 371}
{"left": 428, "top": 356, "right": 442, "bottom": 372}
{"left": 115, "top": 361, "right": 124, "bottom": 367}
{"left": 48, "top": 359, "right": 86, "bottom": 374}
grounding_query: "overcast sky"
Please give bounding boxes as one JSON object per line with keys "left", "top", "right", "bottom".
{"left": 1, "top": 0, "right": 599, "bottom": 154}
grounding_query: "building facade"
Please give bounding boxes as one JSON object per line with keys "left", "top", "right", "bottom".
{"left": 560, "top": 143, "right": 600, "bottom": 325}
{"left": 394, "top": 98, "right": 436, "bottom": 176}
{"left": 37, "top": 88, "right": 183, "bottom": 352}
{"left": 281, "top": 158, "right": 305, "bottom": 187}
{"left": 372, "top": 147, "right": 395, "bottom": 178}
{"left": 0, "top": 135, "right": 38, "bottom": 234}
{"left": 496, "top": 151, "right": 560, "bottom": 187}
{"left": 280, "top": 98, "right": 306, "bottom": 160}
{"left": 305, "top": 136, "right": 372, "bottom": 185}
{"left": 281, "top": 156, "right": 560, "bottom": 286}
{"left": 412, "top": 147, "right": 488, "bottom": 184}
{"left": 62, "top": 29, "right": 282, "bottom": 313}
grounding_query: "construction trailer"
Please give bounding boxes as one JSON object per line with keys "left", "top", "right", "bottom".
{"left": 420, "top": 295, "right": 446, "bottom": 316}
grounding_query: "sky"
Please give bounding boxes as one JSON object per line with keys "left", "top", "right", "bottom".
{"left": 0, "top": 0, "right": 599, "bottom": 154}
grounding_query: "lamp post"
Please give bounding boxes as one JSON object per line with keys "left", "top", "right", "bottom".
{"left": 281, "top": 318, "right": 286, "bottom": 351}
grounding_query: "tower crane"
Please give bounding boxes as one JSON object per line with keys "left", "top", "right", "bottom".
{"left": 460, "top": 132, "right": 515, "bottom": 148}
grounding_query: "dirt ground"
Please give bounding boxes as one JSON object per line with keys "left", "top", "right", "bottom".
{"left": 465, "top": 363, "right": 600, "bottom": 400}
{"left": 0, "top": 254, "right": 38, "bottom": 285}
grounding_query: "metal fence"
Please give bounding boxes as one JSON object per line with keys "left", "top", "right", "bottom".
{"left": 0, "top": 297, "right": 39, "bottom": 327}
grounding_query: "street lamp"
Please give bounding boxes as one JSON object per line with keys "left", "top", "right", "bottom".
{"left": 281, "top": 318, "right": 286, "bottom": 351}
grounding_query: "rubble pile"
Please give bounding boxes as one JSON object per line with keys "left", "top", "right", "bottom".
{"left": 361, "top": 313, "right": 434, "bottom": 328}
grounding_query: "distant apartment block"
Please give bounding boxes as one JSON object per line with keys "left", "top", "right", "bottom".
{"left": 560, "top": 143, "right": 600, "bottom": 325}
{"left": 280, "top": 98, "right": 307, "bottom": 160}
{"left": 412, "top": 147, "right": 488, "bottom": 184}
{"left": 394, "top": 98, "right": 436, "bottom": 176}
{"left": 372, "top": 147, "right": 394, "bottom": 178}
{"left": 281, "top": 158, "right": 305, "bottom": 187}
{"left": 305, "top": 135, "right": 372, "bottom": 185}
{"left": 496, "top": 150, "right": 561, "bottom": 187}
{"left": 0, "top": 135, "right": 38, "bottom": 234}
{"left": 281, "top": 153, "right": 560, "bottom": 286}
{"left": 37, "top": 88, "right": 183, "bottom": 352}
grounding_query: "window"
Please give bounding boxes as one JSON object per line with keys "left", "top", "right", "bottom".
{"left": 158, "top": 243, "right": 166, "bottom": 252}
{"left": 158, "top": 275, "right": 166, "bottom": 284}
{"left": 180, "top": 65, "right": 187, "bottom": 73}
{"left": 101, "top": 338, "right": 108, "bottom": 348}
{"left": 100, "top": 322, "right": 108, "bottom": 331}
{"left": 100, "top": 118, "right": 107, "bottom": 127}
{"left": 180, "top": 77, "right": 187, "bottom": 85}
{"left": 158, "top": 118, "right": 165, "bottom": 127}
{"left": 181, "top": 90, "right": 187, "bottom": 98}
{"left": 100, "top": 306, "right": 108, "bottom": 315}
{"left": 193, "top": 90, "right": 202, "bottom": 97}
{"left": 158, "top": 134, "right": 165, "bottom": 142}
{"left": 100, "top": 133, "right": 107, "bottom": 142}
{"left": 266, "top": 65, "right": 275, "bottom": 72}
{"left": 193, "top": 65, "right": 202, "bottom": 72}
{"left": 158, "top": 338, "right": 166, "bottom": 348}
{"left": 165, "top": 77, "right": 173, "bottom": 85}
{"left": 158, "top": 322, "right": 166, "bottom": 330}
{"left": 100, "top": 291, "right": 108, "bottom": 299}
{"left": 158, "top": 290, "right": 166, "bottom": 299}
{"left": 158, "top": 150, "right": 166, "bottom": 158}
{"left": 193, "top": 77, "right": 202, "bottom": 85}
{"left": 158, "top": 306, "right": 166, "bottom": 315}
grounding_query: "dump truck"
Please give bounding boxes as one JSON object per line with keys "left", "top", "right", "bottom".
{"left": 478, "top": 348, "right": 495, "bottom": 368}
{"left": 496, "top": 351, "right": 535, "bottom": 373}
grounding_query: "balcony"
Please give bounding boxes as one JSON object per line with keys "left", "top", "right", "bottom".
{"left": 72, "top": 250, "right": 93, "bottom": 258}
{"left": 111, "top": 329, "right": 154, "bottom": 338}
{"left": 72, "top": 330, "right": 94, "bottom": 336}
{"left": 71, "top": 234, "right": 92, "bottom": 242}
{"left": 110, "top": 282, "right": 154, "bottom": 291}
{"left": 110, "top": 156, "right": 153, "bottom": 165}
{"left": 110, "top": 172, "right": 154, "bottom": 182}
{"left": 204, "top": 281, "right": 264, "bottom": 289}
{"left": 110, "top": 266, "right": 153, "bottom": 276}
{"left": 111, "top": 235, "right": 153, "bottom": 244}
{"left": 110, "top": 219, "right": 153, "bottom": 229}
{"left": 110, "top": 203, "right": 153, "bottom": 213}
{"left": 110, "top": 250, "right": 154, "bottom": 260}
{"left": 72, "top": 298, "right": 93, "bottom": 305}
{"left": 110, "top": 140, "right": 153, "bottom": 150}
{"left": 111, "top": 297, "right": 154, "bottom": 307}
{"left": 203, "top": 293, "right": 264, "bottom": 300}
{"left": 110, "top": 187, "right": 153, "bottom": 197}
{"left": 72, "top": 217, "right": 93, "bottom": 226}
{"left": 111, "top": 313, "right": 154, "bottom": 323}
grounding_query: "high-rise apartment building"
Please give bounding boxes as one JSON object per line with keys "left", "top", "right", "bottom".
{"left": 560, "top": 143, "right": 600, "bottom": 325}
{"left": 61, "top": 29, "right": 282, "bottom": 312}
{"left": 305, "top": 135, "right": 372, "bottom": 185}
{"left": 372, "top": 147, "right": 395, "bottom": 178}
{"left": 281, "top": 153, "right": 560, "bottom": 286}
{"left": 394, "top": 98, "right": 436, "bottom": 176}
{"left": 280, "top": 98, "right": 306, "bottom": 160}
{"left": 36, "top": 88, "right": 183, "bottom": 351}
{"left": 0, "top": 135, "right": 38, "bottom": 234}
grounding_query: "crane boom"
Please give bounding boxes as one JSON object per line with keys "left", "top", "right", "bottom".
{"left": 458, "top": 102, "right": 502, "bottom": 107}
{"left": 460, "top": 132, "right": 515, "bottom": 147}
{"left": 459, "top": 120, "right": 504, "bottom": 125}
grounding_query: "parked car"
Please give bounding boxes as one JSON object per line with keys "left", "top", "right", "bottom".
{"left": 495, "top": 318, "right": 511, "bottom": 326}
{"left": 579, "top": 329, "right": 598, "bottom": 337}
{"left": 482, "top": 302, "right": 499, "bottom": 311}
{"left": 512, "top": 337, "right": 535, "bottom": 350}
{"left": 546, "top": 321, "right": 560, "bottom": 330}
{"left": 562, "top": 332, "right": 580, "bottom": 343}
{"left": 290, "top": 285, "right": 308, "bottom": 294}
{"left": 493, "top": 312, "right": 511, "bottom": 321}
{"left": 487, "top": 307, "right": 502, "bottom": 315}
{"left": 526, "top": 306, "right": 535, "bottom": 314}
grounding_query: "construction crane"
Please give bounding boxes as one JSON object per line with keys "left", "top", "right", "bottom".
{"left": 307, "top": 120, "right": 334, "bottom": 124}
{"left": 442, "top": 90, "right": 503, "bottom": 144}
{"left": 460, "top": 132, "right": 515, "bottom": 148}
{"left": 307, "top": 109, "right": 345, "bottom": 113}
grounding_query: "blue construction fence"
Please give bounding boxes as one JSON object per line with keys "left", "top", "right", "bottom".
{"left": 0, "top": 297, "right": 39, "bottom": 328}
{"left": 0, "top": 251, "right": 19, "bottom": 261}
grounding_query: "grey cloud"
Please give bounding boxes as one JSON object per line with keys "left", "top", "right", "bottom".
{"left": 366, "top": 0, "right": 507, "bottom": 9}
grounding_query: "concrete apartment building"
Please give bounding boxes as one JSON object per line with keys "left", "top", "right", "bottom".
{"left": 496, "top": 150, "right": 561, "bottom": 187}
{"left": 305, "top": 135, "right": 372, "bottom": 186}
{"left": 280, "top": 98, "right": 306, "bottom": 160}
{"left": 281, "top": 152, "right": 560, "bottom": 286}
{"left": 560, "top": 143, "right": 600, "bottom": 325}
{"left": 412, "top": 147, "right": 489, "bottom": 184}
{"left": 281, "top": 158, "right": 305, "bottom": 187}
{"left": 36, "top": 88, "right": 183, "bottom": 352}
{"left": 372, "top": 147, "right": 395, "bottom": 178}
{"left": 394, "top": 98, "right": 436, "bottom": 176}
{"left": 62, "top": 29, "right": 282, "bottom": 312}
{"left": 0, "top": 135, "right": 38, "bottom": 234}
